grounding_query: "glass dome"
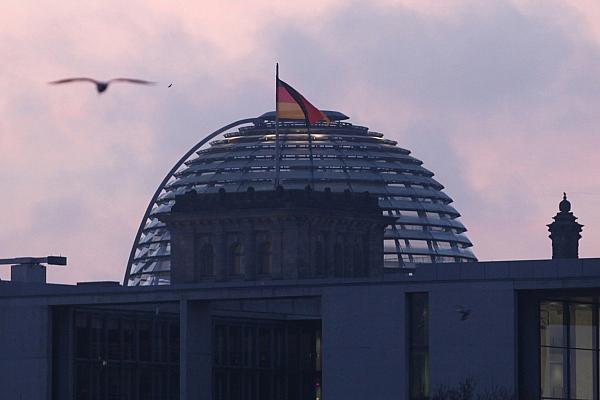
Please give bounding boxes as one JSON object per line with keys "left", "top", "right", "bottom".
{"left": 125, "top": 111, "right": 476, "bottom": 286}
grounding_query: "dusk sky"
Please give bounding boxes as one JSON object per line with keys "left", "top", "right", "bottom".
{"left": 2, "top": 0, "right": 600, "bottom": 284}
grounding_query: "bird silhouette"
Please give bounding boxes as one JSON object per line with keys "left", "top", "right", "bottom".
{"left": 455, "top": 305, "right": 472, "bottom": 321}
{"left": 168, "top": 83, "right": 173, "bottom": 88}
{"left": 48, "top": 77, "right": 156, "bottom": 93}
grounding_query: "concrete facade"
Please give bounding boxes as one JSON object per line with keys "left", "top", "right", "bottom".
{"left": 0, "top": 302, "right": 51, "bottom": 398}
{"left": 2, "top": 258, "right": 600, "bottom": 399}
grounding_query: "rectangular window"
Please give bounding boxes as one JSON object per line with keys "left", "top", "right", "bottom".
{"left": 73, "top": 309, "right": 179, "bottom": 400}
{"left": 540, "top": 301, "right": 567, "bottom": 398}
{"left": 401, "top": 210, "right": 420, "bottom": 218}
{"left": 408, "top": 293, "right": 429, "bottom": 400}
{"left": 435, "top": 242, "right": 453, "bottom": 250}
{"left": 409, "top": 240, "right": 430, "bottom": 250}
{"left": 213, "top": 319, "right": 321, "bottom": 400}
{"left": 539, "top": 300, "right": 597, "bottom": 400}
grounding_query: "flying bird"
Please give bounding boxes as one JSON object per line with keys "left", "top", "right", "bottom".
{"left": 455, "top": 305, "right": 472, "bottom": 321}
{"left": 48, "top": 77, "right": 156, "bottom": 93}
{"left": 168, "top": 83, "right": 173, "bottom": 88}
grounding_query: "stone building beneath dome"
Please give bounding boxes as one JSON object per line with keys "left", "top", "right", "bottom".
{"left": 160, "top": 187, "right": 394, "bottom": 284}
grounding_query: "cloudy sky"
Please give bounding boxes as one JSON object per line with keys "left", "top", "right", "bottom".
{"left": 1, "top": 0, "right": 599, "bottom": 283}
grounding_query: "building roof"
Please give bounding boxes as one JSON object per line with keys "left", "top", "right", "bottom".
{"left": 7, "top": 258, "right": 600, "bottom": 303}
{"left": 170, "top": 187, "right": 383, "bottom": 214}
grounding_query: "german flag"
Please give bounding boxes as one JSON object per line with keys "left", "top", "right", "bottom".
{"left": 276, "top": 78, "right": 329, "bottom": 124}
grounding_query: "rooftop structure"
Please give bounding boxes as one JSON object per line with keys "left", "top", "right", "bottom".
{"left": 125, "top": 111, "right": 476, "bottom": 286}
{"left": 161, "top": 187, "right": 394, "bottom": 283}
{"left": 548, "top": 193, "right": 583, "bottom": 259}
{"left": 0, "top": 175, "right": 595, "bottom": 399}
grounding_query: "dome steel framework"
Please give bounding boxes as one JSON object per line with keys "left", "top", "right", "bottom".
{"left": 124, "top": 112, "right": 476, "bottom": 286}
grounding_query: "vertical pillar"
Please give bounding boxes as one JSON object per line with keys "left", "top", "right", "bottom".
{"left": 0, "top": 305, "right": 52, "bottom": 399}
{"left": 214, "top": 228, "right": 227, "bottom": 281}
{"left": 51, "top": 307, "right": 74, "bottom": 400}
{"left": 368, "top": 223, "right": 384, "bottom": 277}
{"left": 325, "top": 224, "right": 336, "bottom": 278}
{"left": 180, "top": 300, "right": 213, "bottom": 400}
{"left": 297, "top": 217, "right": 311, "bottom": 278}
{"left": 272, "top": 221, "right": 284, "bottom": 279}
{"left": 281, "top": 219, "right": 299, "bottom": 279}
{"left": 242, "top": 221, "right": 256, "bottom": 280}
{"left": 518, "top": 292, "right": 540, "bottom": 399}
{"left": 171, "top": 224, "right": 195, "bottom": 284}
{"left": 321, "top": 286, "right": 406, "bottom": 399}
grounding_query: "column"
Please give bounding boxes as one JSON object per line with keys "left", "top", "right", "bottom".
{"left": 214, "top": 227, "right": 227, "bottom": 281}
{"left": 242, "top": 220, "right": 256, "bottom": 280}
{"left": 180, "top": 299, "right": 213, "bottom": 400}
{"left": 170, "top": 224, "right": 195, "bottom": 284}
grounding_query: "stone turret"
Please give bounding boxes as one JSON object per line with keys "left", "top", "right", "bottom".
{"left": 547, "top": 193, "right": 583, "bottom": 259}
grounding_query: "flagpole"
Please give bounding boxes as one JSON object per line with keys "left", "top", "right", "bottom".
{"left": 274, "top": 63, "right": 281, "bottom": 188}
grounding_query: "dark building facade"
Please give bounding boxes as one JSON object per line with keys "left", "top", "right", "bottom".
{"left": 0, "top": 109, "right": 596, "bottom": 400}
{"left": 6, "top": 257, "right": 600, "bottom": 399}
{"left": 1, "top": 191, "right": 600, "bottom": 400}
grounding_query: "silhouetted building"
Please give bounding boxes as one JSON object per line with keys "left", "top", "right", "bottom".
{"left": 548, "top": 193, "right": 583, "bottom": 259}
{"left": 2, "top": 112, "right": 600, "bottom": 400}
{"left": 125, "top": 112, "right": 476, "bottom": 286}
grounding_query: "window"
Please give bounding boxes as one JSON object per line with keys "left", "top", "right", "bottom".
{"left": 409, "top": 240, "right": 429, "bottom": 250}
{"left": 213, "top": 319, "right": 320, "bottom": 400}
{"left": 344, "top": 243, "right": 353, "bottom": 277}
{"left": 401, "top": 210, "right": 420, "bottom": 218}
{"left": 434, "top": 256, "right": 457, "bottom": 263}
{"left": 229, "top": 326, "right": 242, "bottom": 366}
{"left": 540, "top": 301, "right": 595, "bottom": 400}
{"left": 403, "top": 224, "right": 426, "bottom": 231}
{"left": 195, "top": 244, "right": 214, "bottom": 278}
{"left": 258, "top": 241, "right": 272, "bottom": 275}
{"left": 315, "top": 241, "right": 325, "bottom": 277}
{"left": 76, "top": 313, "right": 89, "bottom": 359}
{"left": 229, "top": 243, "right": 244, "bottom": 276}
{"left": 435, "top": 241, "right": 453, "bottom": 250}
{"left": 408, "top": 293, "right": 429, "bottom": 400}
{"left": 334, "top": 242, "right": 344, "bottom": 277}
{"left": 107, "top": 318, "right": 120, "bottom": 360}
{"left": 353, "top": 244, "right": 364, "bottom": 277}
{"left": 73, "top": 310, "right": 179, "bottom": 400}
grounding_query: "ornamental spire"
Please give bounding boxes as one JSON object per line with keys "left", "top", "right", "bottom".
{"left": 548, "top": 193, "right": 583, "bottom": 259}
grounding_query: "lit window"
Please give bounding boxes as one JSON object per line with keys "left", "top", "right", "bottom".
{"left": 540, "top": 301, "right": 594, "bottom": 400}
